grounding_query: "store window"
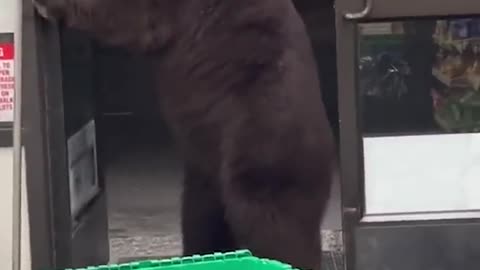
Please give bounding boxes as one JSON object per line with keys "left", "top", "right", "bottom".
{"left": 359, "top": 19, "right": 480, "bottom": 221}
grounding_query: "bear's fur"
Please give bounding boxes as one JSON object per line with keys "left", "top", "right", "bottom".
{"left": 33, "top": 1, "right": 337, "bottom": 269}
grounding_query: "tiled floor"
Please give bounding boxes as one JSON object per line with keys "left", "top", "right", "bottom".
{"left": 102, "top": 122, "right": 344, "bottom": 269}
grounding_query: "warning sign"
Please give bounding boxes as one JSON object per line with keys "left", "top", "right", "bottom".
{"left": 0, "top": 33, "right": 14, "bottom": 122}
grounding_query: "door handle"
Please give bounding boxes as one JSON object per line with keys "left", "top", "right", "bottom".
{"left": 344, "top": 0, "right": 373, "bottom": 20}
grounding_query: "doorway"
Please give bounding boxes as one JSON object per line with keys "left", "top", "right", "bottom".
{"left": 25, "top": 1, "right": 345, "bottom": 268}
{"left": 21, "top": 0, "right": 347, "bottom": 268}
{"left": 94, "top": 44, "right": 184, "bottom": 262}
{"left": 91, "top": 1, "right": 344, "bottom": 265}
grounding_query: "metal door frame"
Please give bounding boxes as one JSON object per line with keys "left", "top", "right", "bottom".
{"left": 335, "top": 0, "right": 480, "bottom": 269}
{"left": 22, "top": 1, "right": 58, "bottom": 268}
{"left": 334, "top": 1, "right": 361, "bottom": 268}
{"left": 22, "top": 1, "right": 110, "bottom": 269}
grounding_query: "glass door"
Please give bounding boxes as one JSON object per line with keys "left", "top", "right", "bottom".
{"left": 25, "top": 5, "right": 110, "bottom": 268}
{"left": 336, "top": 0, "right": 480, "bottom": 269}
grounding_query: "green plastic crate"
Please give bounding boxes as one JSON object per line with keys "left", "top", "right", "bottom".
{"left": 64, "top": 250, "right": 298, "bottom": 270}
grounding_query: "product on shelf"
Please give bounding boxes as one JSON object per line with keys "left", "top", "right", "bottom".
{"left": 431, "top": 19, "right": 480, "bottom": 132}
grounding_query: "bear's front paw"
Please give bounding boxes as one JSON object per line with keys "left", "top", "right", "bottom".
{"left": 31, "top": 0, "right": 65, "bottom": 21}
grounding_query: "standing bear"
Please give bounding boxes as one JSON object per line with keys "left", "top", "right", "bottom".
{"left": 32, "top": 0, "right": 337, "bottom": 269}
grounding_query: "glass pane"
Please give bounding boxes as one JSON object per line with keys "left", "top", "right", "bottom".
{"left": 60, "top": 27, "right": 102, "bottom": 219}
{"left": 358, "top": 19, "right": 480, "bottom": 220}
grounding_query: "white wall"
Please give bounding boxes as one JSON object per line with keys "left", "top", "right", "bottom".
{"left": 0, "top": 0, "right": 32, "bottom": 269}
{"left": 0, "top": 148, "right": 30, "bottom": 270}
{"left": 0, "top": 0, "right": 15, "bottom": 33}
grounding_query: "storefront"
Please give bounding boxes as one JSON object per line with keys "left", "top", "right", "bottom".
{"left": 2, "top": 0, "right": 480, "bottom": 270}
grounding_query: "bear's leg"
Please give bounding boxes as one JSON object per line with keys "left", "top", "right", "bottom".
{"left": 181, "top": 168, "right": 236, "bottom": 256}
{"left": 222, "top": 168, "right": 324, "bottom": 270}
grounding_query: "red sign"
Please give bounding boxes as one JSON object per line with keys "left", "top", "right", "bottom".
{"left": 0, "top": 37, "right": 14, "bottom": 122}
{"left": 0, "top": 43, "right": 14, "bottom": 60}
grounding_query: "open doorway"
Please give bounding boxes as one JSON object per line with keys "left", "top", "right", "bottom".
{"left": 92, "top": 0, "right": 343, "bottom": 266}
{"left": 53, "top": 0, "right": 343, "bottom": 268}
{"left": 93, "top": 44, "right": 184, "bottom": 262}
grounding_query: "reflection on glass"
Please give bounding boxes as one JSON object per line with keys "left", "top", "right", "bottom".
{"left": 358, "top": 21, "right": 437, "bottom": 135}
{"left": 359, "top": 19, "right": 480, "bottom": 135}
{"left": 358, "top": 19, "right": 480, "bottom": 219}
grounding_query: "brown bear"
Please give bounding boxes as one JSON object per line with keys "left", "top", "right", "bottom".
{"left": 32, "top": 1, "right": 337, "bottom": 269}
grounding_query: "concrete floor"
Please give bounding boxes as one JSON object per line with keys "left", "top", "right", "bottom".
{"left": 102, "top": 119, "right": 343, "bottom": 269}
{"left": 106, "top": 143, "right": 183, "bottom": 262}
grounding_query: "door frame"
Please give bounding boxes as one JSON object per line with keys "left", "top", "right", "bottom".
{"left": 334, "top": 1, "right": 362, "bottom": 268}
{"left": 22, "top": 1, "right": 59, "bottom": 268}
{"left": 23, "top": 1, "right": 110, "bottom": 269}
{"left": 335, "top": 0, "right": 480, "bottom": 269}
